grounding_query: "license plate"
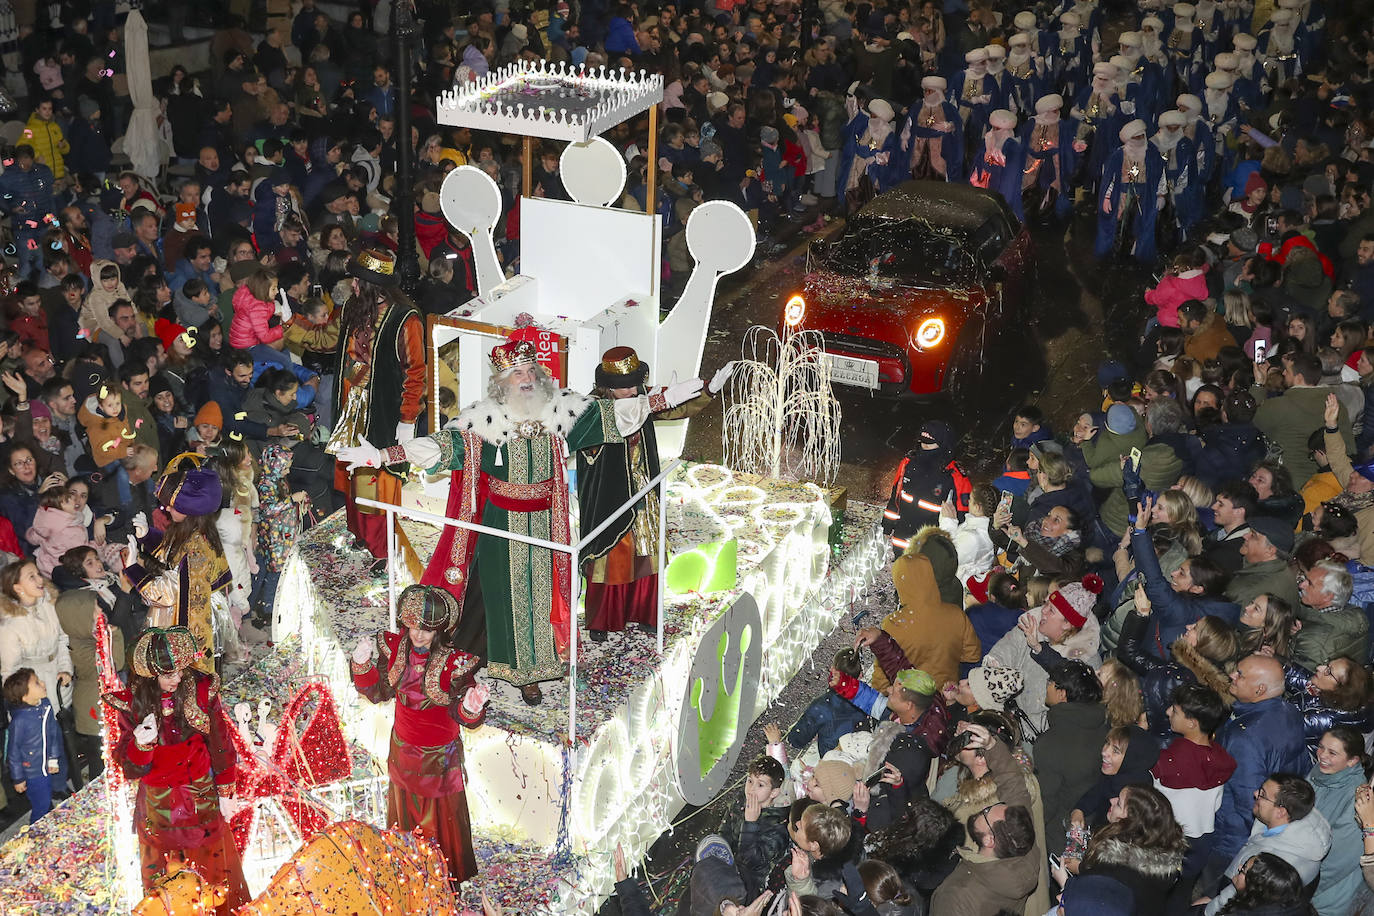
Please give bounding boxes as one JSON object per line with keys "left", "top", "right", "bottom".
{"left": 825, "top": 354, "right": 880, "bottom": 389}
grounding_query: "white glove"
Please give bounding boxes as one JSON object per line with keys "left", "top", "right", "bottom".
{"left": 338, "top": 443, "right": 383, "bottom": 473}
{"left": 219, "top": 796, "right": 247, "bottom": 821}
{"left": 708, "top": 362, "right": 737, "bottom": 395}
{"left": 125, "top": 534, "right": 139, "bottom": 566}
{"left": 461, "top": 682, "right": 491, "bottom": 717}
{"left": 394, "top": 421, "right": 415, "bottom": 443}
{"left": 133, "top": 713, "right": 157, "bottom": 747}
{"left": 352, "top": 637, "right": 376, "bottom": 665}
{"left": 133, "top": 512, "right": 148, "bottom": 538}
{"left": 663, "top": 377, "right": 705, "bottom": 408}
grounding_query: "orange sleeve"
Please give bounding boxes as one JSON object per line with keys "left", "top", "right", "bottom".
{"left": 397, "top": 313, "right": 427, "bottom": 423}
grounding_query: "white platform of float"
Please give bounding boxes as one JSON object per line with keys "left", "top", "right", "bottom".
{"left": 275, "top": 463, "right": 885, "bottom": 913}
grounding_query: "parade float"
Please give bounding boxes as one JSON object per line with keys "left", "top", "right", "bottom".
{"left": 0, "top": 62, "right": 887, "bottom": 916}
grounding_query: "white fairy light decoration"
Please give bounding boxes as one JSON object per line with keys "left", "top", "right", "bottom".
{"left": 722, "top": 325, "right": 842, "bottom": 486}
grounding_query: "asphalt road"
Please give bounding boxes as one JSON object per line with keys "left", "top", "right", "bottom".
{"left": 600, "top": 208, "right": 1157, "bottom": 914}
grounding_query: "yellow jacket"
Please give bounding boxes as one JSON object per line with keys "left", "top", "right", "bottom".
{"left": 23, "top": 113, "right": 69, "bottom": 178}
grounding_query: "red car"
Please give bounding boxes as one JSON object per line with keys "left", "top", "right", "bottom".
{"left": 783, "top": 181, "right": 1034, "bottom": 397}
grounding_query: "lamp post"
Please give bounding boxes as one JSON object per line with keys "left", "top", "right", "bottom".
{"left": 391, "top": 0, "right": 421, "bottom": 292}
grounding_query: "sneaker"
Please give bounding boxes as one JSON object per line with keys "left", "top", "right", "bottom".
{"left": 800, "top": 193, "right": 819, "bottom": 206}
{"left": 695, "top": 834, "right": 734, "bottom": 866}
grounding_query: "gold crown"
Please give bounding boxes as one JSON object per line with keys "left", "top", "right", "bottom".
{"left": 355, "top": 249, "right": 395, "bottom": 275}
{"left": 490, "top": 339, "right": 538, "bottom": 372}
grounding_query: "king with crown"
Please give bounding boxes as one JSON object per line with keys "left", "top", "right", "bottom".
{"left": 339, "top": 338, "right": 705, "bottom": 705}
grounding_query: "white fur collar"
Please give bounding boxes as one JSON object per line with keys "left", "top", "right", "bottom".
{"left": 452, "top": 389, "right": 596, "bottom": 447}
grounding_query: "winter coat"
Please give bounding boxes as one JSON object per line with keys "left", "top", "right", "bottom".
{"left": 79, "top": 260, "right": 134, "bottom": 346}
{"left": 938, "top": 514, "right": 996, "bottom": 583}
{"left": 0, "top": 587, "right": 72, "bottom": 706}
{"left": 23, "top": 113, "right": 70, "bottom": 179}
{"left": 985, "top": 607, "right": 1101, "bottom": 737}
{"left": 1309, "top": 762, "right": 1366, "bottom": 916}
{"left": 77, "top": 397, "right": 133, "bottom": 464}
{"left": 787, "top": 690, "right": 871, "bottom": 757}
{"left": 933, "top": 739, "right": 1049, "bottom": 916}
{"left": 1284, "top": 664, "right": 1374, "bottom": 751}
{"left": 1073, "top": 726, "right": 1161, "bottom": 826}
{"left": 25, "top": 506, "right": 90, "bottom": 578}
{"left": 1253, "top": 385, "right": 1353, "bottom": 489}
{"left": 1092, "top": 442, "right": 1184, "bottom": 537}
{"left": 966, "top": 601, "right": 1023, "bottom": 659}
{"left": 1131, "top": 528, "right": 1242, "bottom": 657}
{"left": 1183, "top": 314, "right": 1239, "bottom": 363}
{"left": 1101, "top": 541, "right": 1189, "bottom": 655}
{"left": 1193, "top": 422, "right": 1266, "bottom": 491}
{"left": 228, "top": 284, "right": 284, "bottom": 350}
{"left": 1224, "top": 557, "right": 1301, "bottom": 612}
{"left": 0, "top": 481, "right": 42, "bottom": 550}
{"left": 718, "top": 802, "right": 792, "bottom": 900}
{"left": 875, "top": 535, "right": 981, "bottom": 691}
{"left": 1117, "top": 610, "right": 1234, "bottom": 740}
{"left": 53, "top": 585, "right": 126, "bottom": 736}
{"left": 1144, "top": 270, "right": 1209, "bottom": 328}
{"left": 1035, "top": 701, "right": 1110, "bottom": 848}
{"left": 1204, "top": 809, "right": 1332, "bottom": 915}
{"left": 4, "top": 697, "right": 66, "bottom": 788}
{"left": 1212, "top": 697, "right": 1311, "bottom": 868}
{"left": 1077, "top": 837, "right": 1184, "bottom": 916}
{"left": 241, "top": 387, "right": 311, "bottom": 452}
{"left": 1290, "top": 602, "right": 1369, "bottom": 672}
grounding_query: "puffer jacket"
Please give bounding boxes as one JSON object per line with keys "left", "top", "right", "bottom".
{"left": 1131, "top": 528, "right": 1242, "bottom": 657}
{"left": 1289, "top": 602, "right": 1369, "bottom": 673}
{"left": 23, "top": 113, "right": 70, "bottom": 178}
{"left": 4, "top": 697, "right": 67, "bottom": 787}
{"left": 1284, "top": 663, "right": 1374, "bottom": 751}
{"left": 1118, "top": 610, "right": 1234, "bottom": 740}
{"left": 1193, "top": 422, "right": 1266, "bottom": 491}
{"left": 228, "top": 285, "right": 284, "bottom": 350}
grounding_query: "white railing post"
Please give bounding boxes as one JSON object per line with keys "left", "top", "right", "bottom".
{"left": 386, "top": 508, "right": 397, "bottom": 632}
{"left": 656, "top": 473, "right": 667, "bottom": 656}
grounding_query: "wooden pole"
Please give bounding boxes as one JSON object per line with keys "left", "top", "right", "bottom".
{"left": 523, "top": 135, "right": 534, "bottom": 197}
{"left": 646, "top": 103, "right": 658, "bottom": 209}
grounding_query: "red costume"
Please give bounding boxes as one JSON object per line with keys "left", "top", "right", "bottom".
{"left": 351, "top": 588, "right": 485, "bottom": 886}
{"left": 106, "top": 664, "right": 249, "bottom": 913}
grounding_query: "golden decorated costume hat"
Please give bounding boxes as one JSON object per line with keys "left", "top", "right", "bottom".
{"left": 595, "top": 345, "right": 649, "bottom": 389}
{"left": 347, "top": 247, "right": 400, "bottom": 288}
{"left": 398, "top": 584, "right": 457, "bottom": 631}
{"left": 131, "top": 626, "right": 202, "bottom": 677}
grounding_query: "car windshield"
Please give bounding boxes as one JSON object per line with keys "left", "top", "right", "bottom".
{"left": 818, "top": 217, "right": 986, "bottom": 285}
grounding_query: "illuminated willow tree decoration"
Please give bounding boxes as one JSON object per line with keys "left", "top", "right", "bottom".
{"left": 722, "top": 319, "right": 842, "bottom": 485}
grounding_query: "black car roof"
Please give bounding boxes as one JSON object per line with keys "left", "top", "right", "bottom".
{"left": 856, "top": 181, "right": 1017, "bottom": 235}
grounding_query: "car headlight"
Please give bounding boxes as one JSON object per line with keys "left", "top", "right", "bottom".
{"left": 783, "top": 294, "right": 806, "bottom": 328}
{"left": 915, "top": 317, "right": 945, "bottom": 349}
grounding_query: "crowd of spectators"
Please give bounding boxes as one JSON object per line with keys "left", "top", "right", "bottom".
{"left": 0, "top": 0, "right": 1372, "bottom": 914}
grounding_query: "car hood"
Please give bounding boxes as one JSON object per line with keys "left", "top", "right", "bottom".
{"left": 804, "top": 268, "right": 984, "bottom": 318}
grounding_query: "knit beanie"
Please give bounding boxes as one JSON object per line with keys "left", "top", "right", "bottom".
{"left": 810, "top": 760, "right": 856, "bottom": 805}
{"left": 194, "top": 401, "right": 223, "bottom": 429}
{"left": 968, "top": 665, "right": 1024, "bottom": 711}
{"left": 1046, "top": 575, "right": 1104, "bottom": 628}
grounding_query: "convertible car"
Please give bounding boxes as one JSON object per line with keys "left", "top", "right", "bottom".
{"left": 782, "top": 181, "right": 1033, "bottom": 397}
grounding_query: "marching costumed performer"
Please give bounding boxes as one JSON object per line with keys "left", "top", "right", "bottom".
{"left": 949, "top": 48, "right": 1000, "bottom": 143}
{"left": 1176, "top": 93, "right": 1215, "bottom": 186}
{"left": 1071, "top": 61, "right": 1122, "bottom": 198}
{"left": 338, "top": 339, "right": 705, "bottom": 705}
{"left": 901, "top": 76, "right": 963, "bottom": 181}
{"left": 1004, "top": 32, "right": 1045, "bottom": 117}
{"left": 577, "top": 347, "right": 730, "bottom": 641}
{"left": 1051, "top": 10, "right": 1092, "bottom": 100}
{"left": 1096, "top": 119, "right": 1168, "bottom": 264}
{"left": 126, "top": 469, "right": 233, "bottom": 674}
{"left": 843, "top": 98, "right": 902, "bottom": 212}
{"left": 104, "top": 627, "right": 249, "bottom": 913}
{"left": 350, "top": 584, "right": 488, "bottom": 887}
{"left": 1154, "top": 109, "right": 1201, "bottom": 242}
{"left": 968, "top": 109, "right": 1026, "bottom": 222}
{"left": 327, "top": 248, "right": 426, "bottom": 566}
{"left": 1021, "top": 94, "right": 1082, "bottom": 224}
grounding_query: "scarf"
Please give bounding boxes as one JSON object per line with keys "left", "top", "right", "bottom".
{"left": 1027, "top": 524, "right": 1082, "bottom": 557}
{"left": 1153, "top": 127, "right": 1183, "bottom": 153}
{"left": 1234, "top": 49, "right": 1256, "bottom": 73}
{"left": 1008, "top": 47, "right": 1034, "bottom": 76}
{"left": 1036, "top": 110, "right": 1061, "bottom": 127}
{"left": 987, "top": 56, "right": 1005, "bottom": 77}
{"left": 1268, "top": 25, "right": 1295, "bottom": 56}
{"left": 1330, "top": 488, "right": 1374, "bottom": 515}
{"left": 1204, "top": 88, "right": 1231, "bottom": 119}
{"left": 984, "top": 124, "right": 1014, "bottom": 160}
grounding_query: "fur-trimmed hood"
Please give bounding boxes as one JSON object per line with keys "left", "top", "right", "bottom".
{"left": 451, "top": 388, "right": 596, "bottom": 448}
{"left": 907, "top": 525, "right": 962, "bottom": 605}
{"left": 1086, "top": 836, "right": 1185, "bottom": 879}
{"left": 1169, "top": 638, "right": 1233, "bottom": 705}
